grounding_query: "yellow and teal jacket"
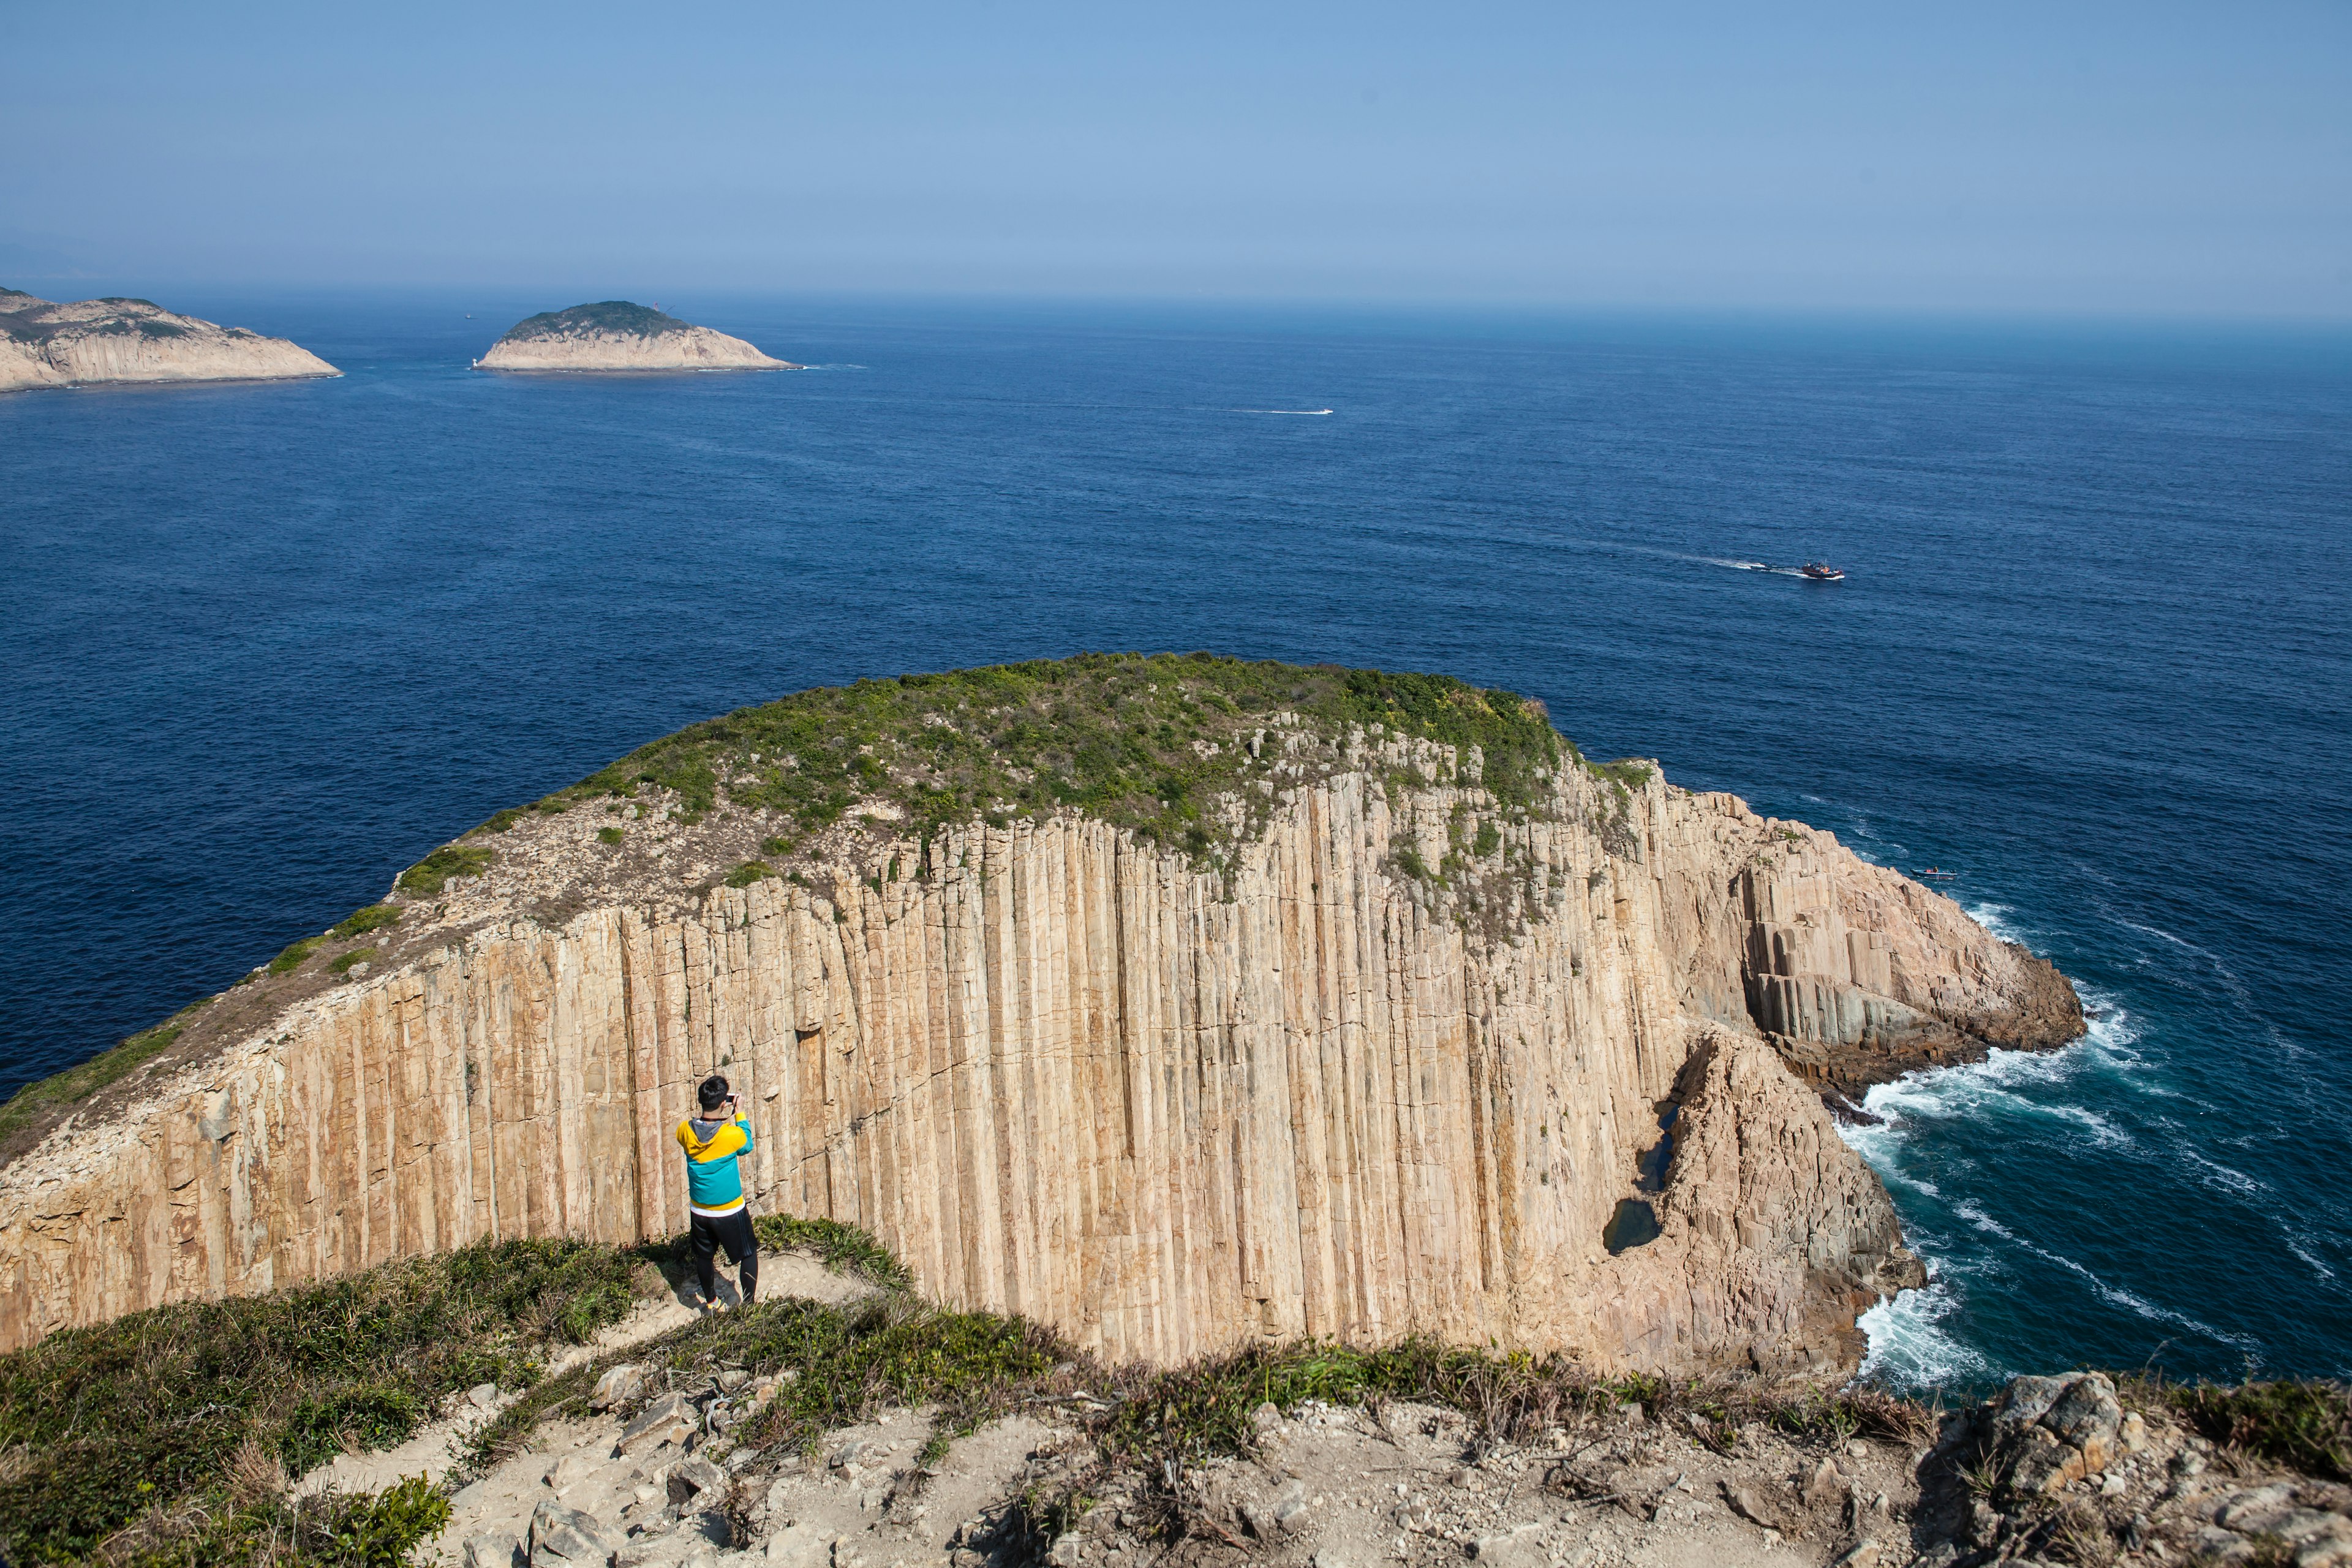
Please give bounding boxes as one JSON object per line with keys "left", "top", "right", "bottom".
{"left": 676, "top": 1113, "right": 754, "bottom": 1216}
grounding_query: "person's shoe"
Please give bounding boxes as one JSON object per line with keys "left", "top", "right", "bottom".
{"left": 699, "top": 1297, "right": 727, "bottom": 1315}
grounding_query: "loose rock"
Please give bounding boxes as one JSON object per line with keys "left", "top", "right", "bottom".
{"left": 529, "top": 1499, "right": 619, "bottom": 1568}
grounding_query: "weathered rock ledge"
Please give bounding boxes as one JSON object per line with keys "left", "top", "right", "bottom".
{"left": 0, "top": 662, "right": 2082, "bottom": 1373}
{"left": 0, "top": 288, "right": 339, "bottom": 392}
{"left": 476, "top": 300, "right": 796, "bottom": 372}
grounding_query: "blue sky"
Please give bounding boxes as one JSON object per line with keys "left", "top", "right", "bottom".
{"left": 6, "top": 1, "right": 2348, "bottom": 316}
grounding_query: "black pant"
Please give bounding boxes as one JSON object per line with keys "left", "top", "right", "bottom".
{"left": 689, "top": 1209, "right": 758, "bottom": 1304}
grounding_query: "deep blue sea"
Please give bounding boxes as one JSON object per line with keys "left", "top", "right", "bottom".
{"left": 4, "top": 294, "right": 2348, "bottom": 1388}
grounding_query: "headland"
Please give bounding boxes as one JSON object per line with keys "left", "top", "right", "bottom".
{"left": 0, "top": 654, "right": 2081, "bottom": 1381}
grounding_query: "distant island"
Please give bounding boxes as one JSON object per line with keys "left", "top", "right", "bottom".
{"left": 473, "top": 300, "right": 797, "bottom": 372}
{"left": 0, "top": 289, "right": 339, "bottom": 393}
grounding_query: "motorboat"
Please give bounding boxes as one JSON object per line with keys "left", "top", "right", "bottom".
{"left": 1801, "top": 562, "right": 1845, "bottom": 581}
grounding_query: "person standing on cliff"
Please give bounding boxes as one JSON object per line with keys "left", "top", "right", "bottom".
{"left": 677, "top": 1074, "right": 759, "bottom": 1312}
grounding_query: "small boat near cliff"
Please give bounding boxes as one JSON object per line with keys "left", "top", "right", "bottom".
{"left": 1801, "top": 561, "right": 1845, "bottom": 581}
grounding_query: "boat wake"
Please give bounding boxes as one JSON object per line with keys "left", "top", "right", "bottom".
{"left": 1229, "top": 407, "right": 1334, "bottom": 415}
{"left": 1684, "top": 554, "right": 1814, "bottom": 578}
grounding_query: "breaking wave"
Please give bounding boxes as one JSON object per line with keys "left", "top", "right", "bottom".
{"left": 1858, "top": 1266, "right": 1996, "bottom": 1387}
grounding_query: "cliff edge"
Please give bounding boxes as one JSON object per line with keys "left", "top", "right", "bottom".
{"left": 0, "top": 655, "right": 2080, "bottom": 1373}
{"left": 0, "top": 288, "right": 339, "bottom": 392}
{"left": 475, "top": 300, "right": 797, "bottom": 372}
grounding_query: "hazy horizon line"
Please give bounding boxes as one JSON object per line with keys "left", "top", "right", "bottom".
{"left": 9, "top": 275, "right": 2352, "bottom": 336}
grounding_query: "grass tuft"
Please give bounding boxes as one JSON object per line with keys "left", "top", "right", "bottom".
{"left": 269, "top": 938, "right": 321, "bottom": 974}
{"left": 330, "top": 905, "right": 402, "bottom": 941}
{"left": 96, "top": 1474, "right": 451, "bottom": 1568}
{"left": 753, "top": 1215, "right": 915, "bottom": 1291}
{"left": 1585, "top": 758, "right": 1654, "bottom": 794}
{"left": 0, "top": 998, "right": 213, "bottom": 1144}
{"left": 330, "top": 948, "right": 377, "bottom": 975}
{"left": 395, "top": 845, "right": 494, "bottom": 897}
{"left": 726, "top": 859, "right": 774, "bottom": 888}
{"left": 2167, "top": 1379, "right": 2351, "bottom": 1481}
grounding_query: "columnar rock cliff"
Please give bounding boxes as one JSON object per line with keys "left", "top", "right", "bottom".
{"left": 0, "top": 660, "right": 2077, "bottom": 1369}
{"left": 0, "top": 288, "right": 339, "bottom": 391}
{"left": 475, "top": 300, "right": 796, "bottom": 371}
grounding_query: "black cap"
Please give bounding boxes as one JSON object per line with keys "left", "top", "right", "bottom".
{"left": 698, "top": 1074, "right": 731, "bottom": 1112}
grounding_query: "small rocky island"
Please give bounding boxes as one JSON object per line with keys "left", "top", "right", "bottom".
{"left": 474, "top": 300, "right": 797, "bottom": 372}
{"left": 0, "top": 288, "right": 339, "bottom": 393}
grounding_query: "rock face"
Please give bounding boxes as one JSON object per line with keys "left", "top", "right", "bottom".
{"left": 1912, "top": 1372, "right": 2352, "bottom": 1566}
{"left": 0, "top": 688, "right": 2078, "bottom": 1370}
{"left": 0, "top": 288, "right": 339, "bottom": 392}
{"left": 475, "top": 300, "right": 795, "bottom": 372}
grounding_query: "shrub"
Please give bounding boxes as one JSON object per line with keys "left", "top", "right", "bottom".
{"left": 99, "top": 1476, "right": 451, "bottom": 1568}
{"left": 396, "top": 845, "right": 494, "bottom": 897}
{"left": 725, "top": 860, "right": 774, "bottom": 888}
{"left": 598, "top": 826, "right": 625, "bottom": 845}
{"left": 330, "top": 947, "right": 377, "bottom": 975}
{"left": 1474, "top": 821, "right": 1502, "bottom": 857}
{"left": 269, "top": 938, "right": 320, "bottom": 974}
{"left": 302, "top": 1476, "right": 452, "bottom": 1568}
{"left": 1586, "top": 758, "right": 1655, "bottom": 793}
{"left": 331, "top": 904, "right": 402, "bottom": 940}
{"left": 279, "top": 1384, "right": 428, "bottom": 1472}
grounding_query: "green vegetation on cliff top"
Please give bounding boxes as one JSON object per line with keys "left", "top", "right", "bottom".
{"left": 521, "top": 652, "right": 1567, "bottom": 859}
{"left": 0, "top": 998, "right": 213, "bottom": 1145}
{"left": 498, "top": 300, "right": 689, "bottom": 341}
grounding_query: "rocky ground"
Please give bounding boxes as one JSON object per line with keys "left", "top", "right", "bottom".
{"left": 291, "top": 1252, "right": 2350, "bottom": 1568}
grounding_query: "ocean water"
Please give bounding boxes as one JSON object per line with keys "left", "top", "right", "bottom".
{"left": 4, "top": 293, "right": 2348, "bottom": 1387}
